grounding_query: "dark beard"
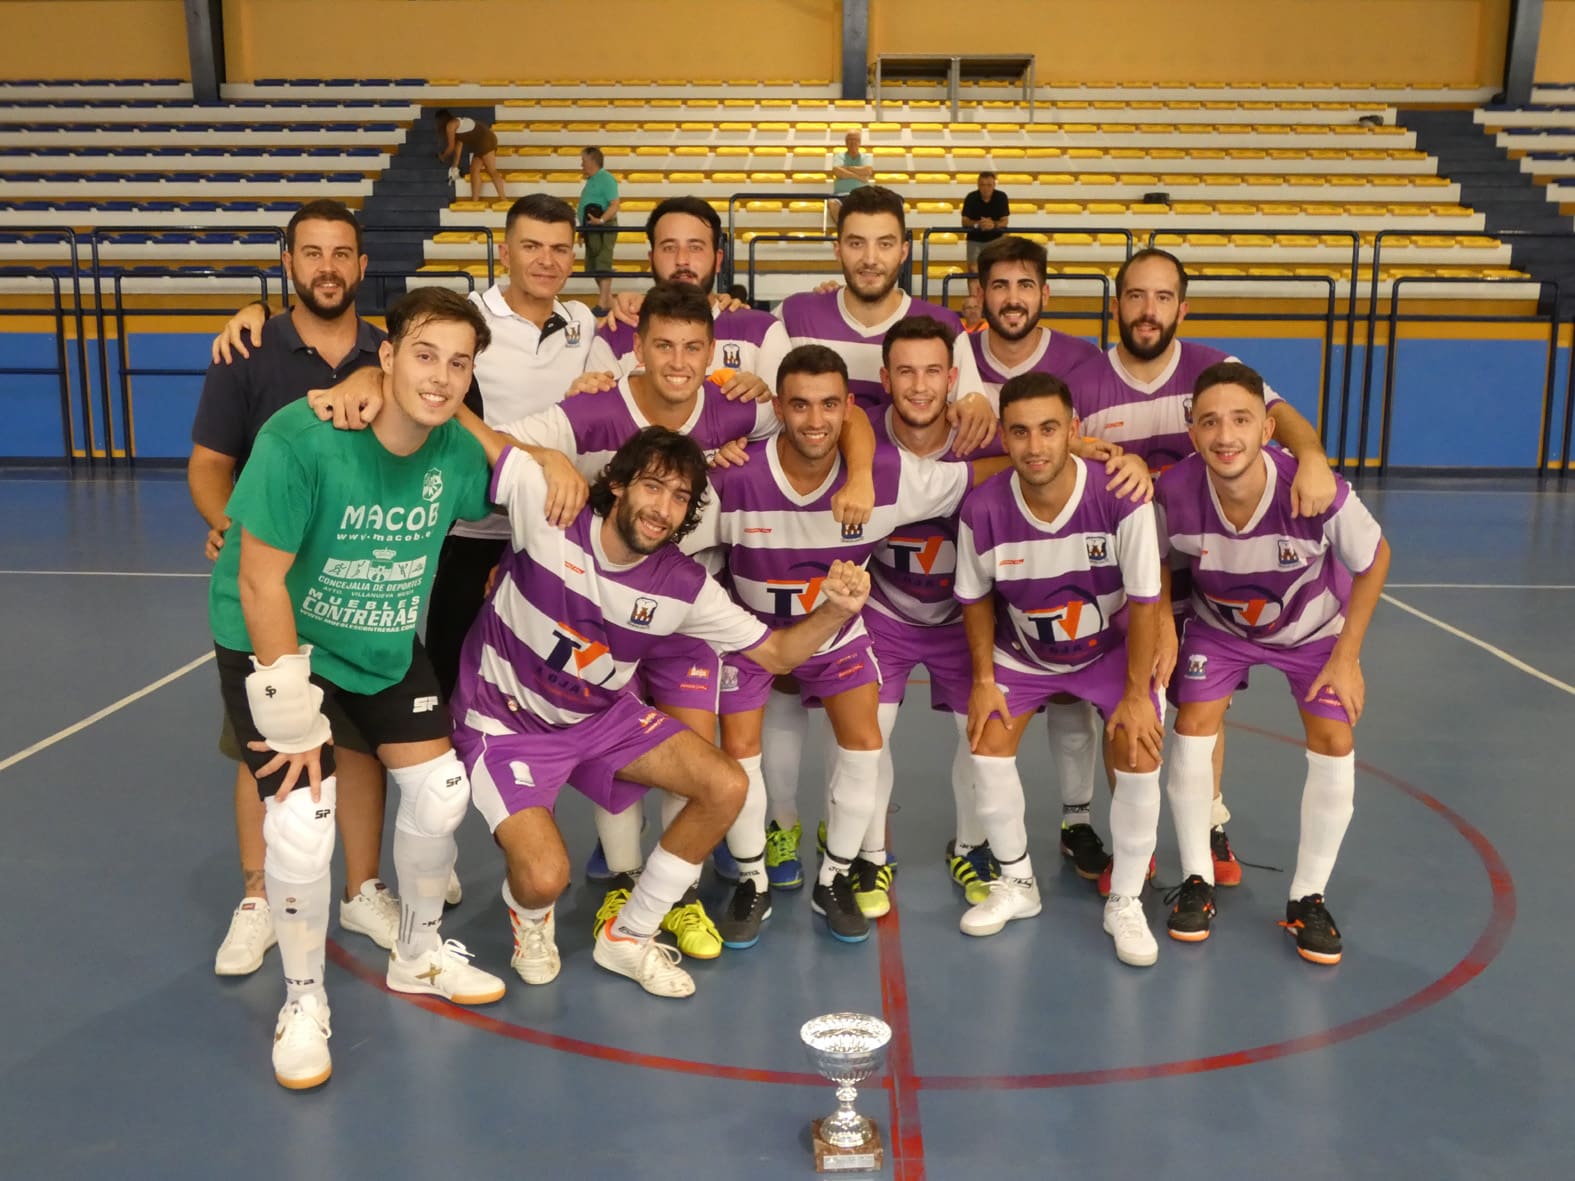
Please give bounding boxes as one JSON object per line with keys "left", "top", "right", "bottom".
{"left": 1118, "top": 316, "right": 1177, "bottom": 362}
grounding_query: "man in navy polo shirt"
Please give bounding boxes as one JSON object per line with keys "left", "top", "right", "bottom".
{"left": 189, "top": 199, "right": 417, "bottom": 978}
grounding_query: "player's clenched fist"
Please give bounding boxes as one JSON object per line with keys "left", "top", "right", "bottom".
{"left": 818, "top": 559, "right": 871, "bottom": 615}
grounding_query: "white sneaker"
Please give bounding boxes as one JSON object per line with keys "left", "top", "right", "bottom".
{"left": 959, "top": 877, "right": 1042, "bottom": 937}
{"left": 592, "top": 919, "right": 695, "bottom": 998}
{"left": 214, "top": 898, "right": 276, "bottom": 976}
{"left": 339, "top": 879, "right": 400, "bottom": 950}
{"left": 445, "top": 868, "right": 463, "bottom": 907}
{"left": 387, "top": 938, "right": 506, "bottom": 1005}
{"left": 1103, "top": 893, "right": 1159, "bottom": 967}
{"left": 509, "top": 907, "right": 560, "bottom": 985}
{"left": 272, "top": 995, "right": 332, "bottom": 1090}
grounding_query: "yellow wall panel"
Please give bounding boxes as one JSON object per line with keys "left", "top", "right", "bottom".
{"left": 1536, "top": 0, "right": 1575, "bottom": 80}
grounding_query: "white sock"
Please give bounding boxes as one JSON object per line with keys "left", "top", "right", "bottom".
{"left": 725, "top": 754, "right": 768, "bottom": 863}
{"left": 1167, "top": 733, "right": 1218, "bottom": 884}
{"left": 971, "top": 754, "right": 1030, "bottom": 875}
{"left": 822, "top": 746, "right": 881, "bottom": 866}
{"left": 862, "top": 702, "right": 901, "bottom": 859}
{"left": 263, "top": 777, "right": 337, "bottom": 1006}
{"left": 1045, "top": 699, "right": 1098, "bottom": 810}
{"left": 762, "top": 690, "right": 808, "bottom": 828}
{"left": 657, "top": 790, "right": 702, "bottom": 889}
{"left": 389, "top": 759, "right": 462, "bottom": 959}
{"left": 1108, "top": 768, "right": 1162, "bottom": 897}
{"left": 614, "top": 844, "right": 700, "bottom": 939}
{"left": 594, "top": 800, "right": 644, "bottom": 876}
{"left": 502, "top": 879, "right": 551, "bottom": 923}
{"left": 949, "top": 713, "right": 987, "bottom": 848}
{"left": 1289, "top": 750, "right": 1356, "bottom": 899}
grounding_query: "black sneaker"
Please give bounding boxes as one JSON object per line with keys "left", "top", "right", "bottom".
{"left": 811, "top": 871, "right": 870, "bottom": 943}
{"left": 1164, "top": 874, "right": 1216, "bottom": 942}
{"left": 1059, "top": 823, "right": 1113, "bottom": 880}
{"left": 717, "top": 879, "right": 772, "bottom": 949}
{"left": 1281, "top": 894, "right": 1342, "bottom": 964}
{"left": 1211, "top": 826, "right": 1242, "bottom": 886}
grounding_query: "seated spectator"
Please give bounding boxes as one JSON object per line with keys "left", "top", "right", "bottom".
{"left": 829, "top": 128, "right": 875, "bottom": 221}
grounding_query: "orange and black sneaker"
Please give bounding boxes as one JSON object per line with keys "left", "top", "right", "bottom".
{"left": 1281, "top": 894, "right": 1342, "bottom": 964}
{"left": 1098, "top": 853, "right": 1157, "bottom": 898}
{"left": 1211, "top": 827, "right": 1243, "bottom": 887}
{"left": 1165, "top": 874, "right": 1216, "bottom": 942}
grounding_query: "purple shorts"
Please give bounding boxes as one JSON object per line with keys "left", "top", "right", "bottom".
{"left": 630, "top": 636, "right": 722, "bottom": 714}
{"left": 864, "top": 609, "right": 971, "bottom": 714}
{"left": 720, "top": 634, "right": 882, "bottom": 715}
{"left": 1172, "top": 619, "right": 1349, "bottom": 723}
{"left": 453, "top": 693, "right": 686, "bottom": 832}
{"left": 993, "top": 646, "right": 1161, "bottom": 723}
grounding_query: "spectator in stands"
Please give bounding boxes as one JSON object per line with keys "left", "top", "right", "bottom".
{"left": 962, "top": 171, "right": 1010, "bottom": 312}
{"left": 829, "top": 128, "right": 875, "bottom": 222}
{"left": 579, "top": 147, "right": 621, "bottom": 316}
{"left": 435, "top": 109, "right": 506, "bottom": 203}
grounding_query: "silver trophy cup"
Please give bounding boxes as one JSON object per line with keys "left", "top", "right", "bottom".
{"left": 800, "top": 1012, "right": 893, "bottom": 1150}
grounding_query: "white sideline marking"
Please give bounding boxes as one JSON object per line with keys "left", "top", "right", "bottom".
{"left": 1382, "top": 594, "right": 1575, "bottom": 697}
{"left": 0, "top": 651, "right": 215, "bottom": 774}
{"left": 0, "top": 569, "right": 208, "bottom": 578}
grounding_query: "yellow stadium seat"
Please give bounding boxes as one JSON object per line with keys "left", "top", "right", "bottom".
{"left": 1077, "top": 173, "right": 1118, "bottom": 185}
{"left": 642, "top": 121, "right": 678, "bottom": 132}
{"left": 450, "top": 200, "right": 488, "bottom": 212}
{"left": 1086, "top": 201, "right": 1126, "bottom": 214}
{"left": 749, "top": 171, "right": 788, "bottom": 183}
{"left": 1067, "top": 148, "right": 1106, "bottom": 159}
{"left": 621, "top": 199, "right": 656, "bottom": 212}
{"left": 1182, "top": 233, "right": 1231, "bottom": 246}
{"left": 1172, "top": 201, "right": 1215, "bottom": 215}
{"left": 1257, "top": 202, "right": 1302, "bottom": 215}
{"left": 1052, "top": 232, "right": 1094, "bottom": 246}
{"left": 433, "top": 232, "right": 475, "bottom": 244}
{"left": 1429, "top": 205, "right": 1476, "bottom": 217}
{"left": 624, "top": 171, "right": 663, "bottom": 183}
{"left": 745, "top": 201, "right": 783, "bottom": 212}
{"left": 930, "top": 232, "right": 961, "bottom": 245}
{"left": 950, "top": 124, "right": 984, "bottom": 134}
{"left": 673, "top": 145, "right": 708, "bottom": 157}
{"left": 914, "top": 200, "right": 955, "bottom": 213}
{"left": 1203, "top": 174, "right": 1244, "bottom": 187}
{"left": 711, "top": 171, "right": 748, "bottom": 184}
{"left": 1040, "top": 201, "right": 1083, "bottom": 215}
{"left": 1128, "top": 202, "right": 1172, "bottom": 214}
{"left": 1273, "top": 234, "right": 1321, "bottom": 247}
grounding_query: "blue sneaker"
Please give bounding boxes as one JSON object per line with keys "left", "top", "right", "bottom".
{"left": 711, "top": 841, "right": 740, "bottom": 883}
{"left": 765, "top": 820, "right": 803, "bottom": 890}
{"left": 584, "top": 840, "right": 615, "bottom": 883}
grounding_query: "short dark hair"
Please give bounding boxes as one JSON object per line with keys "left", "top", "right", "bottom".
{"left": 978, "top": 170, "right": 997, "bottom": 182}
{"left": 587, "top": 427, "right": 710, "bottom": 543}
{"left": 432, "top": 107, "right": 454, "bottom": 125}
{"left": 836, "top": 184, "right": 905, "bottom": 236}
{"left": 285, "top": 199, "right": 363, "bottom": 255}
{"left": 976, "top": 234, "right": 1047, "bottom": 287}
{"left": 1193, "top": 360, "right": 1265, "bottom": 402}
{"left": 582, "top": 146, "right": 605, "bottom": 167}
{"left": 1115, "top": 247, "right": 1188, "bottom": 299}
{"left": 999, "top": 371, "right": 1074, "bottom": 418}
{"left": 646, "top": 196, "right": 723, "bottom": 253}
{"left": 385, "top": 286, "right": 491, "bottom": 356}
{"left": 636, "top": 281, "right": 716, "bottom": 338}
{"left": 881, "top": 314, "right": 956, "bottom": 368}
{"left": 505, "top": 192, "right": 575, "bottom": 235}
{"left": 776, "top": 343, "right": 848, "bottom": 394}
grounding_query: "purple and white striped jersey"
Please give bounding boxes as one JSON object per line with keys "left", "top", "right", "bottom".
{"left": 955, "top": 459, "right": 1162, "bottom": 675}
{"left": 1062, "top": 341, "right": 1282, "bottom": 475}
{"left": 969, "top": 327, "right": 1103, "bottom": 405}
{"left": 1155, "top": 448, "right": 1382, "bottom": 649}
{"left": 777, "top": 289, "right": 983, "bottom": 414}
{"left": 683, "top": 437, "right": 971, "bottom": 655}
{"left": 457, "top": 448, "right": 769, "bottom": 728}
{"left": 499, "top": 374, "right": 775, "bottom": 480}
{"left": 866, "top": 407, "right": 1004, "bottom": 629}
{"left": 587, "top": 305, "right": 793, "bottom": 391}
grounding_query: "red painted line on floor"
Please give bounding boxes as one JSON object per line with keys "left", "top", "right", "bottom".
{"left": 876, "top": 899, "right": 926, "bottom": 1180}
{"left": 336, "top": 723, "right": 1514, "bottom": 1103}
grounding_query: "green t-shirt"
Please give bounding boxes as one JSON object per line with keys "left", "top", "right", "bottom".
{"left": 208, "top": 399, "right": 491, "bottom": 695}
{"left": 834, "top": 150, "right": 870, "bottom": 195}
{"left": 579, "top": 168, "right": 619, "bottom": 225}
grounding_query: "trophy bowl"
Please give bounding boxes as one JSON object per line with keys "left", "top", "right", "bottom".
{"left": 800, "top": 1012, "right": 893, "bottom": 1155}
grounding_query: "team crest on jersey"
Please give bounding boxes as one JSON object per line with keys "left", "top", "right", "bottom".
{"left": 1084, "top": 534, "right": 1110, "bottom": 564}
{"left": 722, "top": 343, "right": 741, "bottom": 369}
{"left": 564, "top": 321, "right": 582, "bottom": 346}
{"left": 1184, "top": 654, "right": 1208, "bottom": 680}
{"left": 720, "top": 664, "right": 740, "bottom": 692}
{"left": 422, "top": 469, "right": 443, "bottom": 502}
{"left": 1277, "top": 538, "right": 1303, "bottom": 568}
{"left": 1182, "top": 396, "right": 1194, "bottom": 424}
{"left": 629, "top": 596, "right": 658, "bottom": 627}
{"left": 841, "top": 521, "right": 864, "bottom": 541}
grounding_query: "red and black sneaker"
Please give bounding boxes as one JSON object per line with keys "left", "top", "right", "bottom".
{"left": 1164, "top": 874, "right": 1216, "bottom": 942}
{"left": 1280, "top": 894, "right": 1342, "bottom": 965}
{"left": 1097, "top": 853, "right": 1157, "bottom": 898}
{"left": 1211, "top": 826, "right": 1243, "bottom": 887}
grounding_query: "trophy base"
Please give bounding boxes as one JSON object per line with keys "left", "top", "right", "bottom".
{"left": 810, "top": 1118, "right": 884, "bottom": 1174}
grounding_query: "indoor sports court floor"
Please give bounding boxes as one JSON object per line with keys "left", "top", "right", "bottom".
{"left": 2, "top": 468, "right": 1571, "bottom": 1180}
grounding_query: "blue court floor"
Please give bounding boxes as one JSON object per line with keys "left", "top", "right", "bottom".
{"left": 2, "top": 468, "right": 1572, "bottom": 1180}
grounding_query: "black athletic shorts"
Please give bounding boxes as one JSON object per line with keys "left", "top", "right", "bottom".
{"left": 215, "top": 638, "right": 451, "bottom": 799}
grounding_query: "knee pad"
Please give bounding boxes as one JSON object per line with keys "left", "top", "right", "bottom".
{"left": 263, "top": 777, "right": 338, "bottom": 884}
{"left": 394, "top": 752, "right": 470, "bottom": 839}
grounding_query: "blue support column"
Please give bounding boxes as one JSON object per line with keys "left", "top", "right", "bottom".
{"left": 184, "top": 0, "right": 225, "bottom": 105}
{"left": 1502, "top": 0, "right": 1543, "bottom": 106}
{"left": 842, "top": 0, "right": 869, "bottom": 101}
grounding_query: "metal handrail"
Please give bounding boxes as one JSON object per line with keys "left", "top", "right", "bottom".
{"left": 0, "top": 226, "right": 86, "bottom": 463}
